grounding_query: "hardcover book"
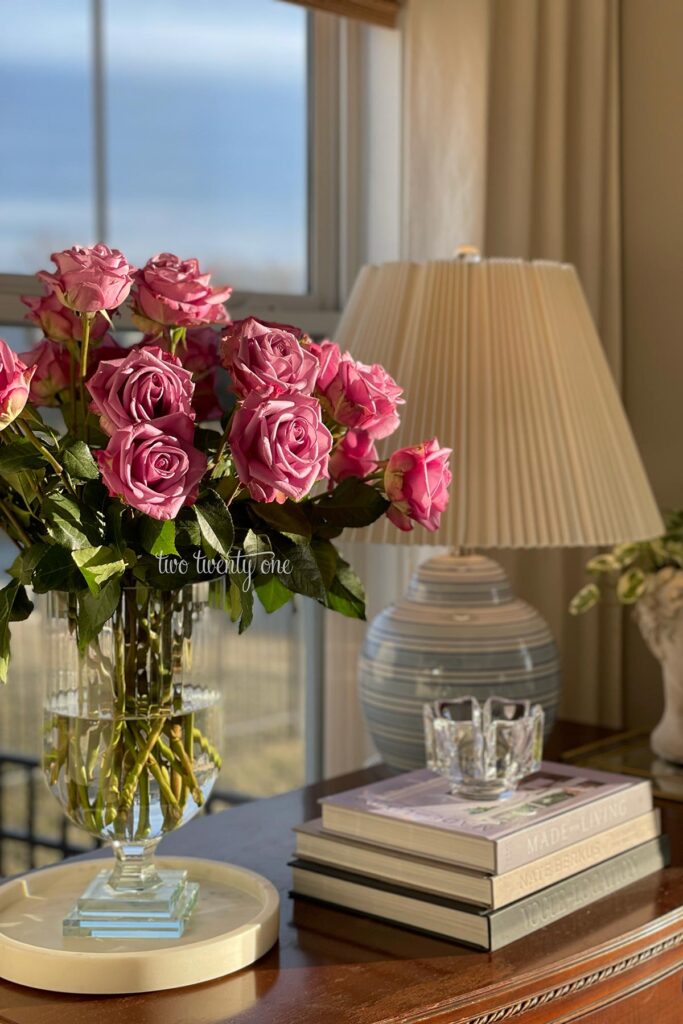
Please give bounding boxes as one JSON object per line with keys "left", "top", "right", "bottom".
{"left": 319, "top": 762, "right": 653, "bottom": 873}
{"left": 291, "top": 836, "right": 669, "bottom": 951}
{"left": 295, "top": 810, "right": 661, "bottom": 908}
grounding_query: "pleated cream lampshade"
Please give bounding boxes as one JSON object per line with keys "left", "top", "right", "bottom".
{"left": 337, "top": 255, "right": 663, "bottom": 548}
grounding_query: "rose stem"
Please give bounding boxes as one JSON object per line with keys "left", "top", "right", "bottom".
{"left": 16, "top": 419, "right": 63, "bottom": 476}
{"left": 168, "top": 722, "right": 203, "bottom": 806}
{"left": 119, "top": 717, "right": 167, "bottom": 814}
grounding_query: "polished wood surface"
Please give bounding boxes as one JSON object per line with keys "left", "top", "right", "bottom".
{"left": 0, "top": 721, "right": 681, "bottom": 1024}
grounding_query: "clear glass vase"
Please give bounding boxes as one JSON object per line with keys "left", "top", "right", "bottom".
{"left": 42, "top": 583, "right": 223, "bottom": 938}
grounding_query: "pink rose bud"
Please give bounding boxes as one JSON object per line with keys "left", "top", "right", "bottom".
{"left": 0, "top": 338, "right": 35, "bottom": 430}
{"left": 229, "top": 393, "right": 333, "bottom": 503}
{"left": 19, "top": 338, "right": 70, "bottom": 407}
{"left": 22, "top": 291, "right": 109, "bottom": 344}
{"left": 96, "top": 414, "right": 206, "bottom": 520}
{"left": 324, "top": 354, "right": 403, "bottom": 440}
{"left": 329, "top": 429, "right": 378, "bottom": 483}
{"left": 220, "top": 317, "right": 318, "bottom": 399}
{"left": 306, "top": 339, "right": 342, "bottom": 393}
{"left": 37, "top": 243, "right": 135, "bottom": 313}
{"left": 384, "top": 438, "right": 452, "bottom": 532}
{"left": 132, "top": 252, "right": 232, "bottom": 331}
{"left": 87, "top": 345, "right": 195, "bottom": 436}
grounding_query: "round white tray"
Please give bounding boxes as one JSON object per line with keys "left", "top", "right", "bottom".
{"left": 0, "top": 856, "right": 280, "bottom": 994}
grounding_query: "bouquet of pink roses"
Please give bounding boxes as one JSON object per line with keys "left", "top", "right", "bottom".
{"left": 0, "top": 242, "right": 451, "bottom": 841}
{"left": 0, "top": 243, "right": 451, "bottom": 677}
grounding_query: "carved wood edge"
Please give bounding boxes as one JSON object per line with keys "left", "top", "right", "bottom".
{"left": 382, "top": 907, "right": 683, "bottom": 1024}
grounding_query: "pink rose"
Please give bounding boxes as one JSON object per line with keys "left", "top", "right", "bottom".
{"left": 0, "top": 338, "right": 35, "bottom": 430}
{"left": 323, "top": 355, "right": 403, "bottom": 439}
{"left": 22, "top": 291, "right": 109, "bottom": 343}
{"left": 20, "top": 339, "right": 70, "bottom": 407}
{"left": 229, "top": 393, "right": 332, "bottom": 503}
{"left": 132, "top": 253, "right": 232, "bottom": 331}
{"left": 37, "top": 244, "right": 135, "bottom": 313}
{"left": 308, "top": 339, "right": 341, "bottom": 392}
{"left": 87, "top": 345, "right": 195, "bottom": 436}
{"left": 329, "top": 429, "right": 378, "bottom": 483}
{"left": 96, "top": 414, "right": 206, "bottom": 520}
{"left": 220, "top": 317, "right": 318, "bottom": 400}
{"left": 384, "top": 439, "right": 452, "bottom": 532}
{"left": 181, "top": 327, "right": 222, "bottom": 421}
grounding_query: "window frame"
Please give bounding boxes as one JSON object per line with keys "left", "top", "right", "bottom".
{"left": 0, "top": 10, "right": 356, "bottom": 338}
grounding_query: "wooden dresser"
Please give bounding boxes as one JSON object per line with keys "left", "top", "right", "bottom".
{"left": 0, "top": 722, "right": 681, "bottom": 1023}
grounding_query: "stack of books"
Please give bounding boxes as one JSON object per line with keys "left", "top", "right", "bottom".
{"left": 291, "top": 762, "right": 668, "bottom": 950}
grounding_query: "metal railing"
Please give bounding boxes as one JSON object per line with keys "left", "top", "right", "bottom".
{"left": 0, "top": 752, "right": 254, "bottom": 878}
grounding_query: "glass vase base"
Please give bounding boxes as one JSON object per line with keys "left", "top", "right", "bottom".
{"left": 62, "top": 868, "right": 199, "bottom": 939}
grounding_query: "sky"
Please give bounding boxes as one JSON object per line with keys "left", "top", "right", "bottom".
{"left": 0, "top": 0, "right": 308, "bottom": 294}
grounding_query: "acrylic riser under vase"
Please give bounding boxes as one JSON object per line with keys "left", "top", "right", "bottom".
{"left": 41, "top": 583, "right": 224, "bottom": 939}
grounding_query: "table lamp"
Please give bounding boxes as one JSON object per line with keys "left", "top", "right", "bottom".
{"left": 335, "top": 250, "right": 663, "bottom": 771}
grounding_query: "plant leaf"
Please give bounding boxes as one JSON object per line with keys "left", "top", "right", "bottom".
{"left": 193, "top": 491, "right": 234, "bottom": 558}
{"left": 77, "top": 578, "right": 121, "bottom": 651}
{"left": 72, "top": 545, "right": 126, "bottom": 596}
{"left": 0, "top": 580, "right": 34, "bottom": 684}
{"left": 616, "top": 568, "right": 647, "bottom": 605}
{"left": 324, "top": 558, "right": 366, "bottom": 619}
{"left": 0, "top": 438, "right": 47, "bottom": 475}
{"left": 569, "top": 583, "right": 601, "bottom": 615}
{"left": 32, "top": 544, "right": 82, "bottom": 593}
{"left": 43, "top": 493, "right": 104, "bottom": 550}
{"left": 255, "top": 576, "right": 293, "bottom": 613}
{"left": 252, "top": 500, "right": 312, "bottom": 541}
{"left": 312, "top": 477, "right": 389, "bottom": 528}
{"left": 60, "top": 437, "right": 99, "bottom": 481}
{"left": 140, "top": 517, "right": 179, "bottom": 558}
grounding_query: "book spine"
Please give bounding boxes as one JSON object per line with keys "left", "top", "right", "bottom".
{"left": 492, "top": 810, "right": 660, "bottom": 907}
{"left": 489, "top": 836, "right": 668, "bottom": 950}
{"left": 495, "top": 783, "right": 652, "bottom": 873}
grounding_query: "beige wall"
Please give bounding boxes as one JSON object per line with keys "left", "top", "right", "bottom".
{"left": 621, "top": 0, "right": 683, "bottom": 726}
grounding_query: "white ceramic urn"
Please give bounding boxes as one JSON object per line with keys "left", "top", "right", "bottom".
{"left": 635, "top": 567, "right": 683, "bottom": 764}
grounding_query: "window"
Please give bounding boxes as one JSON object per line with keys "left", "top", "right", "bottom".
{"left": 0, "top": 0, "right": 308, "bottom": 294}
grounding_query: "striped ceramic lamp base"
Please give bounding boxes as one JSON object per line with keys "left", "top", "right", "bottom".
{"left": 358, "top": 553, "right": 560, "bottom": 772}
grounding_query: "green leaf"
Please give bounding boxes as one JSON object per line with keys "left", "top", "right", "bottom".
{"left": 193, "top": 491, "right": 234, "bottom": 558}
{"left": 324, "top": 559, "right": 366, "bottom": 620}
{"left": 77, "top": 578, "right": 121, "bottom": 651}
{"left": 0, "top": 580, "right": 33, "bottom": 684}
{"left": 32, "top": 544, "right": 82, "bottom": 593}
{"left": 569, "top": 583, "right": 601, "bottom": 616}
{"left": 175, "top": 508, "right": 202, "bottom": 549}
{"left": 586, "top": 553, "right": 620, "bottom": 575}
{"left": 236, "top": 576, "right": 254, "bottom": 634}
{"left": 140, "top": 518, "right": 179, "bottom": 558}
{"left": 43, "top": 493, "right": 104, "bottom": 550}
{"left": 613, "top": 543, "right": 641, "bottom": 568}
{"left": 270, "top": 535, "right": 326, "bottom": 601}
{"left": 60, "top": 437, "right": 99, "bottom": 481}
{"left": 312, "top": 477, "right": 389, "bottom": 528}
{"left": 255, "top": 576, "right": 293, "bottom": 613}
{"left": 311, "top": 538, "right": 339, "bottom": 589}
{"left": 72, "top": 545, "right": 126, "bottom": 596}
{"left": 252, "top": 500, "right": 312, "bottom": 541}
{"left": 0, "top": 438, "right": 47, "bottom": 475}
{"left": 616, "top": 568, "right": 647, "bottom": 605}
{"left": 8, "top": 543, "right": 50, "bottom": 586}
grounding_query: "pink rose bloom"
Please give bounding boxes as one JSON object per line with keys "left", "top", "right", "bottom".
{"left": 20, "top": 338, "right": 70, "bottom": 407}
{"left": 22, "top": 291, "right": 109, "bottom": 343}
{"left": 308, "top": 339, "right": 341, "bottom": 392}
{"left": 329, "top": 429, "right": 378, "bottom": 483}
{"left": 87, "top": 345, "right": 195, "bottom": 436}
{"left": 96, "top": 413, "right": 206, "bottom": 520}
{"left": 132, "top": 253, "right": 232, "bottom": 331}
{"left": 229, "top": 393, "right": 332, "bottom": 503}
{"left": 323, "top": 355, "right": 403, "bottom": 439}
{"left": 0, "top": 338, "right": 35, "bottom": 430}
{"left": 37, "top": 243, "right": 135, "bottom": 313}
{"left": 220, "top": 317, "right": 318, "bottom": 400}
{"left": 181, "top": 327, "right": 222, "bottom": 421}
{"left": 384, "top": 439, "right": 452, "bottom": 532}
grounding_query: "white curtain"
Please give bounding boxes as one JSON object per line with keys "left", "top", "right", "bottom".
{"left": 324, "top": 0, "right": 626, "bottom": 775}
{"left": 404, "top": 0, "right": 625, "bottom": 727}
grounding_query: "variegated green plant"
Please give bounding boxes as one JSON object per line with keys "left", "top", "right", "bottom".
{"left": 570, "top": 510, "right": 683, "bottom": 615}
